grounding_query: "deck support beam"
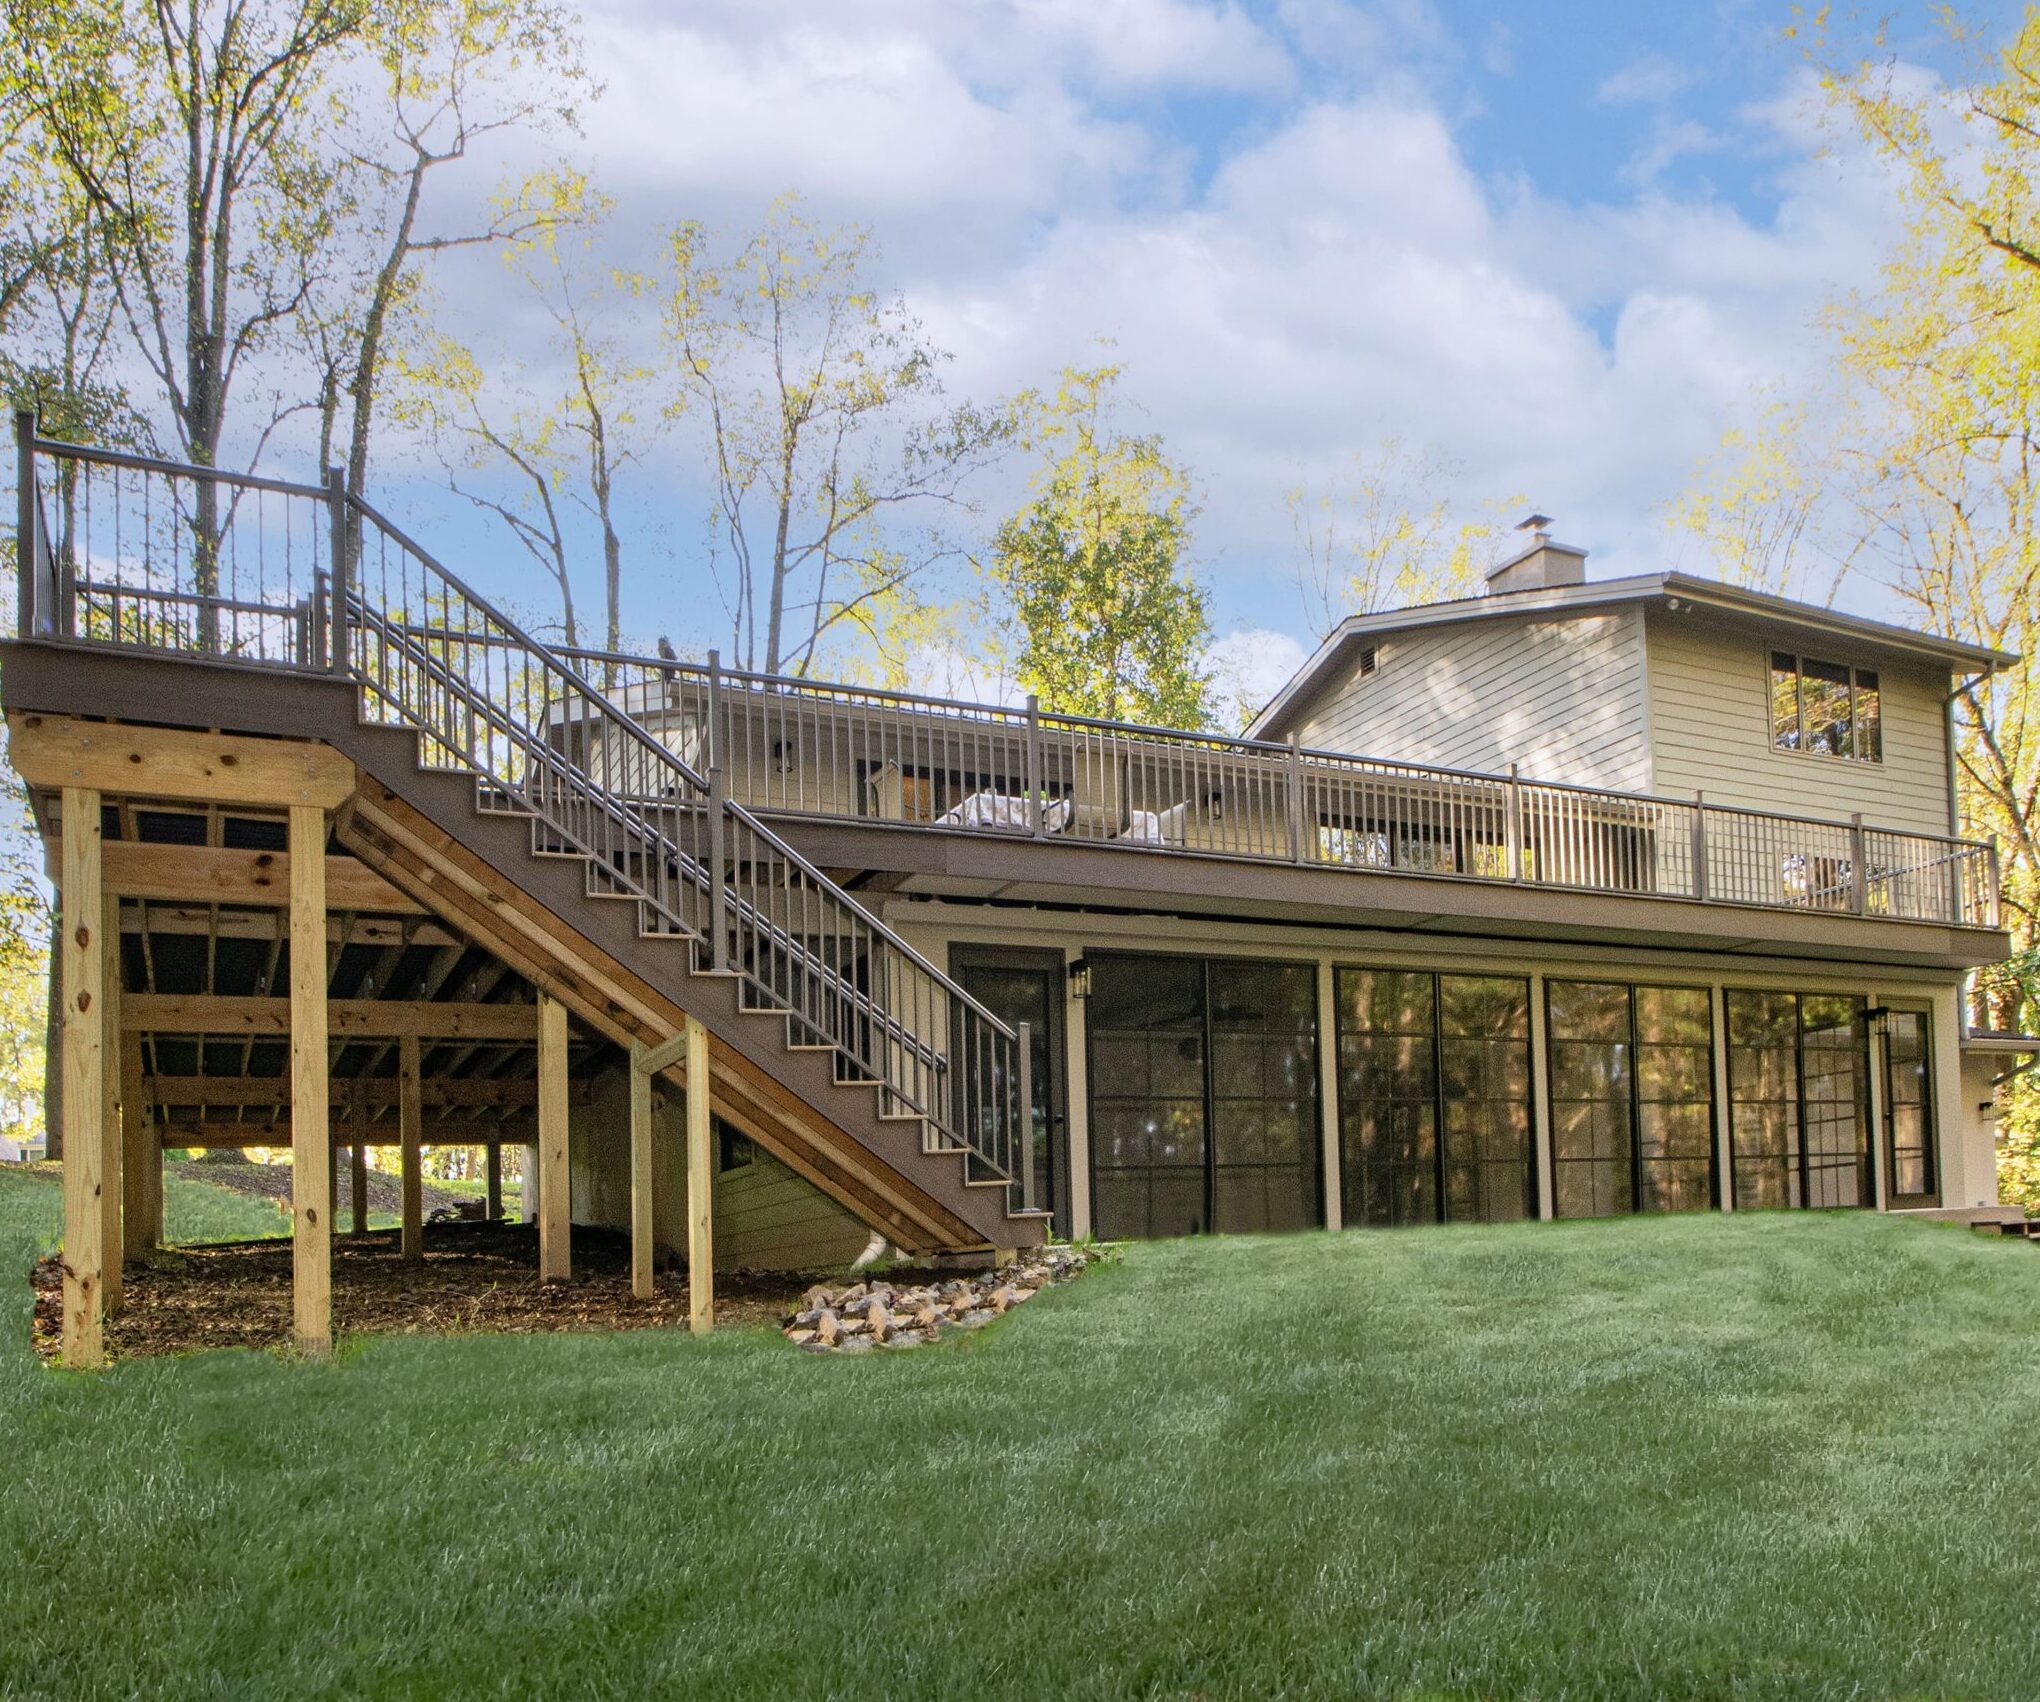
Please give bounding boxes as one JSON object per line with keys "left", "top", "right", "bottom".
{"left": 628, "top": 1042, "right": 655, "bottom": 1301}
{"left": 399, "top": 1034, "right": 423, "bottom": 1260}
{"left": 120, "top": 1035, "right": 157, "bottom": 1253}
{"left": 99, "top": 889, "right": 123, "bottom": 1314}
{"left": 537, "top": 993, "right": 570, "bottom": 1283}
{"left": 289, "top": 803, "right": 332, "bottom": 1355}
{"left": 59, "top": 786, "right": 105, "bottom": 1366}
{"left": 349, "top": 1140, "right": 369, "bottom": 1236}
{"left": 687, "top": 1015, "right": 713, "bottom": 1334}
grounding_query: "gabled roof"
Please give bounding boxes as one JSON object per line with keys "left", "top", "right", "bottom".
{"left": 1247, "top": 570, "right": 2018, "bottom": 740}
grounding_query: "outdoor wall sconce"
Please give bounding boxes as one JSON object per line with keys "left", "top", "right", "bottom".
{"left": 1067, "top": 957, "right": 1092, "bottom": 1000}
{"left": 1861, "top": 1005, "right": 1892, "bottom": 1036}
{"left": 771, "top": 738, "right": 796, "bottom": 775}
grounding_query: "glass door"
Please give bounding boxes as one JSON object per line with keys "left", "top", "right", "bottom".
{"left": 1881, "top": 1009, "right": 1937, "bottom": 1206}
{"left": 1086, "top": 953, "right": 1323, "bottom": 1239}
{"left": 952, "top": 947, "right": 1069, "bottom": 1235}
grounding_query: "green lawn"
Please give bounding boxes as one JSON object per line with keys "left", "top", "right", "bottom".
{"left": 5, "top": 1166, "right": 2040, "bottom": 1699}
{"left": 160, "top": 1168, "right": 292, "bottom": 1243}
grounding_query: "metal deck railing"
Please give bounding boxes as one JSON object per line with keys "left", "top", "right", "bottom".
{"left": 12, "top": 418, "right": 1036, "bottom": 1206}
{"left": 535, "top": 643, "right": 2002, "bottom": 931}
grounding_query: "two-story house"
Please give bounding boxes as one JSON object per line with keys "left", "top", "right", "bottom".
{"left": 8, "top": 425, "right": 2022, "bottom": 1360}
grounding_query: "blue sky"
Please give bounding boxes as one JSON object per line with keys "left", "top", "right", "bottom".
{"left": 377, "top": 0, "right": 2021, "bottom": 712}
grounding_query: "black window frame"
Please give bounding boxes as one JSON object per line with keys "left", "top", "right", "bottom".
{"left": 1333, "top": 965, "right": 1537, "bottom": 1228}
{"left": 1879, "top": 1006, "right": 1938, "bottom": 1205}
{"left": 1545, "top": 979, "right": 1720, "bottom": 1219}
{"left": 1769, "top": 651, "right": 1884, "bottom": 764}
{"left": 1084, "top": 950, "right": 1324, "bottom": 1239}
{"left": 1724, "top": 988, "right": 1874, "bottom": 1210}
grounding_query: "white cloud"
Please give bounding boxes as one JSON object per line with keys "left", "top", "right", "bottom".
{"left": 384, "top": 9, "right": 1940, "bottom": 658}
{"left": 1015, "top": 0, "right": 1294, "bottom": 93}
{"left": 1207, "top": 628, "right": 1309, "bottom": 729}
{"left": 1595, "top": 51, "right": 1696, "bottom": 106}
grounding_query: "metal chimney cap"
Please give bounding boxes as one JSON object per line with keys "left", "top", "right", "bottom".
{"left": 1516, "top": 512, "right": 1554, "bottom": 534}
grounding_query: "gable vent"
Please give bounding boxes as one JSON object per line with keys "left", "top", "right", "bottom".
{"left": 1357, "top": 645, "right": 1379, "bottom": 678}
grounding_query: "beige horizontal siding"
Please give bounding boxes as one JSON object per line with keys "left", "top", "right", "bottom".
{"left": 1645, "top": 609, "right": 1951, "bottom": 833}
{"left": 713, "top": 1153, "right": 874, "bottom": 1273}
{"left": 1293, "top": 609, "right": 1651, "bottom": 791}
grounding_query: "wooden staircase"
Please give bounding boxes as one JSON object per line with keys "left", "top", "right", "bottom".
{"left": 6, "top": 424, "right": 1049, "bottom": 1258}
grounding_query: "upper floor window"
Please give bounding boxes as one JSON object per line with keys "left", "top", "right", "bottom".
{"left": 1770, "top": 652, "right": 1881, "bottom": 763}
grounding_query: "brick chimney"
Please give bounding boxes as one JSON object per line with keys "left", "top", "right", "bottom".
{"left": 1485, "top": 513, "right": 1587, "bottom": 595}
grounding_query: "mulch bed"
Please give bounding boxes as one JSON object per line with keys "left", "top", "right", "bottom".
{"left": 29, "top": 1218, "right": 819, "bottom": 1363}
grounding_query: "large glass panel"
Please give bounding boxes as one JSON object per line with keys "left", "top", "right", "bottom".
{"left": 1727, "top": 990, "right": 1800, "bottom": 1207}
{"left": 1802, "top": 994, "right": 1870, "bottom": 1207}
{"left": 1090, "top": 956, "right": 1207, "bottom": 1239}
{"left": 1882, "top": 1010, "right": 1935, "bottom": 1199}
{"left": 1336, "top": 969, "right": 1531, "bottom": 1226}
{"left": 1209, "top": 961, "right": 1320, "bottom": 1234}
{"left": 1548, "top": 981, "right": 1634, "bottom": 1218}
{"left": 1336, "top": 969, "right": 1438, "bottom": 1228}
{"left": 1799, "top": 658, "right": 1854, "bottom": 757}
{"left": 1635, "top": 985, "right": 1715, "bottom": 1212}
{"left": 1088, "top": 955, "right": 1322, "bottom": 1239}
{"left": 1854, "top": 670, "right": 1882, "bottom": 763}
{"left": 1771, "top": 652, "right": 1802, "bottom": 750}
{"left": 1727, "top": 990, "right": 1870, "bottom": 1209}
{"left": 1439, "top": 975, "right": 1533, "bottom": 1223}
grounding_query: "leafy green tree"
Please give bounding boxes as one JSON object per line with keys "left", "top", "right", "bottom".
{"left": 987, "top": 365, "right": 1212, "bottom": 728}
{"left": 1688, "top": 9, "right": 2040, "bottom": 1198}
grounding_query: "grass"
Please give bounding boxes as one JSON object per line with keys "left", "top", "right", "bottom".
{"left": 160, "top": 1167, "right": 292, "bottom": 1243}
{"left": 5, "top": 1166, "right": 2040, "bottom": 1699}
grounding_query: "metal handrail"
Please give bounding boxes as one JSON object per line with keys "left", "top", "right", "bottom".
{"left": 350, "top": 600, "right": 956, "bottom": 1076}
{"left": 11, "top": 421, "right": 1029, "bottom": 1196}
{"left": 340, "top": 494, "right": 1021, "bottom": 1158}
{"left": 553, "top": 643, "right": 1992, "bottom": 849}
{"left": 30, "top": 433, "right": 329, "bottom": 500}
{"left": 347, "top": 528, "right": 1008, "bottom": 1020}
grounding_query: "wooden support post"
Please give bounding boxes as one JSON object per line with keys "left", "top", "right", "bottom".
{"left": 99, "top": 889, "right": 123, "bottom": 1315}
{"left": 537, "top": 993, "right": 570, "bottom": 1283}
{"left": 60, "top": 787, "right": 105, "bottom": 1367}
{"left": 686, "top": 1015, "right": 712, "bottom": 1334}
{"left": 399, "top": 1033, "right": 422, "bottom": 1261}
{"left": 120, "top": 1034, "right": 155, "bottom": 1253}
{"left": 289, "top": 803, "right": 332, "bottom": 1355}
{"left": 628, "top": 1043, "right": 655, "bottom": 1301}
{"left": 485, "top": 1144, "right": 502, "bottom": 1220}
{"left": 349, "top": 1136, "right": 369, "bottom": 1237}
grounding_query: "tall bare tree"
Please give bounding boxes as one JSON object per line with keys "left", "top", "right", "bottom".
{"left": 662, "top": 197, "right": 1018, "bottom": 677}
{"left": 312, "top": 0, "right": 586, "bottom": 499}
{"left": 398, "top": 174, "right": 654, "bottom": 656}
{"left": 1287, "top": 438, "right": 1517, "bottom": 638}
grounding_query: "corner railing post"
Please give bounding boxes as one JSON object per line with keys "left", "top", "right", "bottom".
{"left": 325, "top": 466, "right": 351, "bottom": 677}
{"left": 1506, "top": 763, "right": 1525, "bottom": 881}
{"left": 1016, "top": 1020, "right": 1035, "bottom": 1212}
{"left": 706, "top": 649, "right": 729, "bottom": 972}
{"left": 1287, "top": 733, "right": 1306, "bottom": 864}
{"left": 309, "top": 568, "right": 330, "bottom": 669}
{"left": 1849, "top": 812, "right": 1867, "bottom": 915}
{"left": 1690, "top": 791, "right": 1709, "bottom": 902}
{"left": 1026, "top": 694, "right": 1046, "bottom": 839}
{"left": 14, "top": 408, "right": 39, "bottom": 640}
